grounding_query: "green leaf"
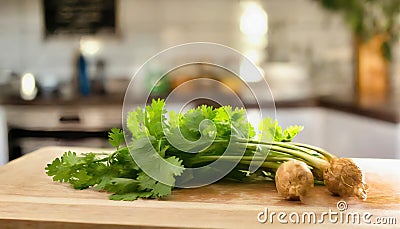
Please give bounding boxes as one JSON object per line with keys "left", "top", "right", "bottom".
{"left": 164, "top": 156, "right": 185, "bottom": 177}
{"left": 282, "top": 125, "right": 304, "bottom": 142}
{"left": 258, "top": 118, "right": 281, "bottom": 142}
{"left": 258, "top": 118, "right": 303, "bottom": 142}
{"left": 112, "top": 147, "right": 140, "bottom": 173}
{"left": 127, "top": 106, "right": 147, "bottom": 140}
{"left": 213, "top": 106, "right": 232, "bottom": 137}
{"left": 137, "top": 172, "right": 173, "bottom": 197}
{"left": 230, "top": 107, "right": 255, "bottom": 138}
{"left": 70, "top": 170, "right": 94, "bottom": 189}
{"left": 46, "top": 157, "right": 71, "bottom": 182}
{"left": 109, "top": 193, "right": 139, "bottom": 201}
{"left": 62, "top": 151, "right": 81, "bottom": 166}
{"left": 145, "top": 99, "right": 167, "bottom": 138}
{"left": 98, "top": 178, "right": 139, "bottom": 194}
{"left": 179, "top": 107, "right": 206, "bottom": 140}
{"left": 45, "top": 151, "right": 108, "bottom": 189}
{"left": 45, "top": 151, "right": 82, "bottom": 182}
{"left": 109, "top": 191, "right": 153, "bottom": 201}
{"left": 131, "top": 137, "right": 184, "bottom": 184}
{"left": 168, "top": 110, "right": 179, "bottom": 129}
{"left": 108, "top": 128, "right": 125, "bottom": 149}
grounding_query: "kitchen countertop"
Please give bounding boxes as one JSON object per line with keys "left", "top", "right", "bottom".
{"left": 0, "top": 93, "right": 125, "bottom": 106}
{"left": 1, "top": 92, "right": 400, "bottom": 123}
{"left": 318, "top": 95, "right": 400, "bottom": 123}
{"left": 0, "top": 146, "right": 399, "bottom": 228}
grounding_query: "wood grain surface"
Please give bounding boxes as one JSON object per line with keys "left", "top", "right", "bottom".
{"left": 0, "top": 146, "right": 399, "bottom": 229}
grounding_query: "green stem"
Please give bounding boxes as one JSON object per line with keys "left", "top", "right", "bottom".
{"left": 250, "top": 143, "right": 330, "bottom": 169}
{"left": 272, "top": 142, "right": 326, "bottom": 159}
{"left": 233, "top": 138, "right": 331, "bottom": 170}
{"left": 199, "top": 155, "right": 293, "bottom": 163}
{"left": 239, "top": 160, "right": 281, "bottom": 170}
{"left": 201, "top": 138, "right": 331, "bottom": 170}
{"left": 289, "top": 142, "right": 336, "bottom": 161}
{"left": 237, "top": 138, "right": 324, "bottom": 157}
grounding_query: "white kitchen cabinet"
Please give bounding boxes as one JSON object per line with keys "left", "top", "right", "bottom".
{"left": 256, "top": 107, "right": 400, "bottom": 159}
{"left": 0, "top": 106, "right": 8, "bottom": 165}
{"left": 323, "top": 109, "right": 400, "bottom": 159}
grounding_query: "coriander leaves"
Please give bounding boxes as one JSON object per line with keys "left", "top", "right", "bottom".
{"left": 108, "top": 128, "right": 125, "bottom": 149}
{"left": 45, "top": 99, "right": 304, "bottom": 201}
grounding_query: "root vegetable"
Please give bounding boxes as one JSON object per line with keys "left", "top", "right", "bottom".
{"left": 323, "top": 158, "right": 368, "bottom": 200}
{"left": 198, "top": 140, "right": 368, "bottom": 201}
{"left": 275, "top": 160, "right": 314, "bottom": 201}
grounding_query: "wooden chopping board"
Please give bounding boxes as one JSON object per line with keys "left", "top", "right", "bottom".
{"left": 0, "top": 146, "right": 399, "bottom": 229}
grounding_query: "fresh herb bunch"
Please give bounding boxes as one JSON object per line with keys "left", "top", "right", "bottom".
{"left": 46, "top": 99, "right": 366, "bottom": 201}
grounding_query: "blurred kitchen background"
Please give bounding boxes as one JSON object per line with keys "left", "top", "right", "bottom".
{"left": 0, "top": 0, "right": 400, "bottom": 165}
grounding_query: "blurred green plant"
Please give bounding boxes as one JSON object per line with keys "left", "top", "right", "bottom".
{"left": 315, "top": 0, "right": 400, "bottom": 60}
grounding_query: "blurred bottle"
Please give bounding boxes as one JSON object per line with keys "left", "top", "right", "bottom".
{"left": 77, "top": 52, "right": 91, "bottom": 96}
{"left": 92, "top": 59, "right": 107, "bottom": 94}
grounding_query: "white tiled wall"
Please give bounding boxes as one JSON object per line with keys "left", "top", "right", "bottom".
{"left": 265, "top": 0, "right": 356, "bottom": 95}
{"left": 0, "top": 0, "right": 357, "bottom": 92}
{"left": 2, "top": 0, "right": 398, "bottom": 94}
{"left": 0, "top": 0, "right": 241, "bottom": 83}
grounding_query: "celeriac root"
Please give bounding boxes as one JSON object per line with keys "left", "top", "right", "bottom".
{"left": 323, "top": 158, "right": 368, "bottom": 200}
{"left": 275, "top": 160, "right": 314, "bottom": 201}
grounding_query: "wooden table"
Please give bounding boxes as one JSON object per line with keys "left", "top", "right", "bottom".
{"left": 0, "top": 147, "right": 399, "bottom": 228}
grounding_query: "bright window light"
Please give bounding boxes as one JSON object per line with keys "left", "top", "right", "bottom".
{"left": 240, "top": 2, "right": 268, "bottom": 37}
{"left": 20, "top": 73, "right": 37, "bottom": 100}
{"left": 80, "top": 38, "right": 101, "bottom": 56}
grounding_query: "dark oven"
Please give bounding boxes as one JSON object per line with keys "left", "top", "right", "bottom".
{"left": 5, "top": 105, "right": 122, "bottom": 160}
